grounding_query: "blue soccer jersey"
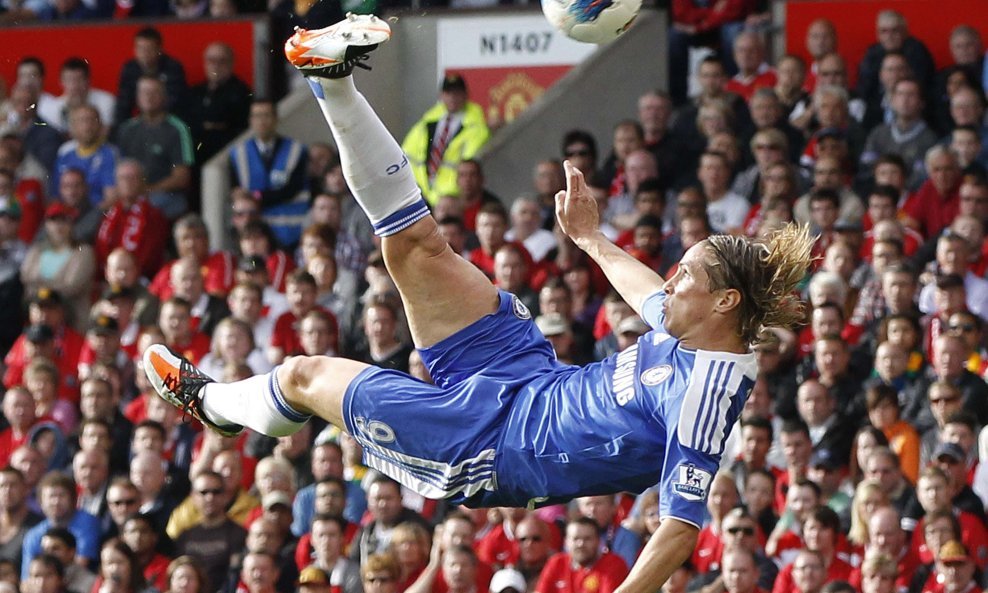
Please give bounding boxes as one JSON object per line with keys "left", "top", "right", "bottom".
{"left": 343, "top": 290, "right": 756, "bottom": 527}
{"left": 493, "top": 291, "right": 757, "bottom": 526}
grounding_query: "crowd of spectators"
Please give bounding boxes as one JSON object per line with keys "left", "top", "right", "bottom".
{"left": 1, "top": 5, "right": 988, "bottom": 593}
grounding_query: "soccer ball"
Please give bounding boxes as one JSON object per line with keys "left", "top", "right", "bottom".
{"left": 541, "top": 0, "right": 642, "bottom": 45}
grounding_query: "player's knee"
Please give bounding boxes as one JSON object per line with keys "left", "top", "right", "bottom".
{"left": 383, "top": 218, "right": 448, "bottom": 261}
{"left": 281, "top": 355, "right": 335, "bottom": 392}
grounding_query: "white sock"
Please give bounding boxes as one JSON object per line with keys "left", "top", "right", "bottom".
{"left": 200, "top": 367, "right": 309, "bottom": 437}
{"left": 307, "top": 77, "right": 429, "bottom": 236}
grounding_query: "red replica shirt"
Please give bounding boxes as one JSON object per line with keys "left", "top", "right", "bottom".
{"left": 726, "top": 69, "right": 778, "bottom": 103}
{"left": 902, "top": 180, "right": 961, "bottom": 240}
{"left": 535, "top": 552, "right": 629, "bottom": 593}
{"left": 149, "top": 252, "right": 236, "bottom": 300}
{"left": 912, "top": 512, "right": 988, "bottom": 569}
{"left": 167, "top": 333, "right": 211, "bottom": 365}
{"left": 4, "top": 326, "right": 84, "bottom": 402}
{"left": 691, "top": 526, "right": 723, "bottom": 573}
{"left": 15, "top": 177, "right": 44, "bottom": 244}
{"left": 271, "top": 307, "right": 337, "bottom": 357}
{"left": 848, "top": 545, "right": 919, "bottom": 592}
{"left": 95, "top": 198, "right": 168, "bottom": 277}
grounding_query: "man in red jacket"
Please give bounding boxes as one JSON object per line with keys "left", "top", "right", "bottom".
{"left": 95, "top": 159, "right": 167, "bottom": 278}
{"left": 535, "top": 518, "right": 628, "bottom": 593}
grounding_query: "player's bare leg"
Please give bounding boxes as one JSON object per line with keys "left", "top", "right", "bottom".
{"left": 144, "top": 15, "right": 497, "bottom": 439}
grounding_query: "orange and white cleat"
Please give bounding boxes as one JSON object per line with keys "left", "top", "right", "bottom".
{"left": 284, "top": 13, "right": 392, "bottom": 79}
{"left": 143, "top": 344, "right": 244, "bottom": 437}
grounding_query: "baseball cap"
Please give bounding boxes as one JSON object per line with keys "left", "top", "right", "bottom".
{"left": 25, "top": 324, "right": 54, "bottom": 343}
{"left": 31, "top": 287, "right": 63, "bottom": 308}
{"left": 297, "top": 567, "right": 330, "bottom": 587}
{"left": 535, "top": 313, "right": 568, "bottom": 337}
{"left": 934, "top": 442, "right": 966, "bottom": 463}
{"left": 262, "top": 491, "right": 292, "bottom": 511}
{"left": 489, "top": 569, "right": 526, "bottom": 593}
{"left": 809, "top": 448, "right": 842, "bottom": 471}
{"left": 44, "top": 203, "right": 77, "bottom": 220}
{"left": 238, "top": 255, "right": 267, "bottom": 274}
{"left": 939, "top": 540, "right": 971, "bottom": 564}
{"left": 0, "top": 197, "right": 21, "bottom": 219}
{"left": 89, "top": 314, "right": 120, "bottom": 335}
{"left": 441, "top": 73, "right": 467, "bottom": 93}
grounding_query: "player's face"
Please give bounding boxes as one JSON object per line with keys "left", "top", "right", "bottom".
{"left": 660, "top": 243, "right": 723, "bottom": 341}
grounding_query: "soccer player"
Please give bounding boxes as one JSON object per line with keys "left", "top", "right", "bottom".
{"left": 143, "top": 15, "right": 813, "bottom": 593}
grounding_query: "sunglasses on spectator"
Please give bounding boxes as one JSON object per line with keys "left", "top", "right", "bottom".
{"left": 754, "top": 144, "right": 780, "bottom": 151}
{"left": 726, "top": 526, "right": 755, "bottom": 536}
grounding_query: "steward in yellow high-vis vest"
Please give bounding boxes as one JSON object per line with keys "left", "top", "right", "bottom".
{"left": 401, "top": 73, "right": 490, "bottom": 205}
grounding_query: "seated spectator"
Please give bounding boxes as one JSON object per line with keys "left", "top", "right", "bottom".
{"left": 772, "top": 507, "right": 853, "bottom": 593}
{"left": 0, "top": 467, "right": 42, "bottom": 570}
{"left": 1, "top": 83, "right": 64, "bottom": 175}
{"left": 697, "top": 151, "right": 748, "bottom": 234}
{"left": 268, "top": 270, "right": 332, "bottom": 364}
{"left": 861, "top": 79, "right": 938, "bottom": 187}
{"left": 767, "top": 477, "right": 820, "bottom": 564}
{"left": 725, "top": 31, "right": 777, "bottom": 103}
{"left": 665, "top": 2, "right": 752, "bottom": 106}
{"left": 907, "top": 465, "right": 988, "bottom": 567}
{"left": 21, "top": 204, "right": 95, "bottom": 331}
{"left": 794, "top": 156, "right": 865, "bottom": 230}
{"left": 856, "top": 10, "right": 934, "bottom": 121}
{"left": 919, "top": 232, "right": 988, "bottom": 321}
{"left": 348, "top": 476, "right": 428, "bottom": 566}
{"left": 801, "top": 19, "right": 838, "bottom": 94}
{"left": 198, "top": 318, "right": 267, "bottom": 379}
{"left": 931, "top": 441, "right": 986, "bottom": 522}
{"left": 862, "top": 449, "right": 916, "bottom": 524}
{"left": 115, "top": 75, "right": 193, "bottom": 219}
{"left": 38, "top": 57, "right": 115, "bottom": 134}
{"left": 469, "top": 202, "right": 529, "bottom": 280}
{"left": 4, "top": 288, "right": 84, "bottom": 403}
{"left": 805, "top": 449, "right": 851, "bottom": 531}
{"left": 158, "top": 297, "right": 210, "bottom": 364}
{"left": 229, "top": 100, "right": 309, "bottom": 248}
{"left": 0, "top": 145, "right": 45, "bottom": 246}
{"left": 865, "top": 384, "right": 920, "bottom": 483}
{"left": 505, "top": 196, "right": 556, "bottom": 263}
{"left": 39, "top": 527, "right": 95, "bottom": 593}
{"left": 121, "top": 513, "right": 171, "bottom": 592}
{"left": 95, "top": 160, "right": 168, "bottom": 278}
{"left": 236, "top": 222, "right": 295, "bottom": 299}
{"left": 534, "top": 517, "right": 628, "bottom": 593}
{"left": 51, "top": 105, "right": 118, "bottom": 207}
{"left": 174, "top": 471, "right": 247, "bottom": 593}
{"left": 493, "top": 244, "right": 538, "bottom": 317}
{"left": 115, "top": 27, "right": 187, "bottom": 122}
{"left": 20, "top": 471, "right": 99, "bottom": 578}
{"left": 149, "top": 214, "right": 235, "bottom": 301}
{"left": 901, "top": 146, "right": 963, "bottom": 239}
{"left": 187, "top": 42, "right": 251, "bottom": 164}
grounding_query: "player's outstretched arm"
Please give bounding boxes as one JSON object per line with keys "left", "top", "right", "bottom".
{"left": 616, "top": 517, "right": 697, "bottom": 593}
{"left": 555, "top": 160, "right": 665, "bottom": 318}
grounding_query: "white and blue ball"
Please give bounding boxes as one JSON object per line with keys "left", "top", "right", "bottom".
{"left": 541, "top": 0, "right": 642, "bottom": 44}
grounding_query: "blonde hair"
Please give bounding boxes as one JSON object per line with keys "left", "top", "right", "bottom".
{"left": 848, "top": 479, "right": 889, "bottom": 546}
{"left": 704, "top": 223, "right": 814, "bottom": 345}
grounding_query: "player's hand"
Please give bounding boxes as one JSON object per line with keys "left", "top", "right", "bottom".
{"left": 555, "top": 160, "right": 601, "bottom": 248}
